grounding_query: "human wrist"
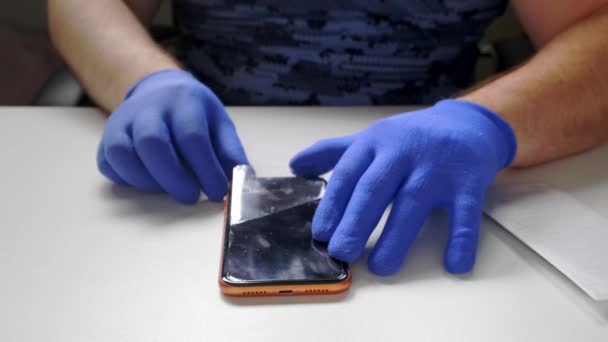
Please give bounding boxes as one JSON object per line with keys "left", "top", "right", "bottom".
{"left": 109, "top": 50, "right": 183, "bottom": 106}
{"left": 435, "top": 99, "right": 518, "bottom": 169}
{"left": 124, "top": 69, "right": 197, "bottom": 100}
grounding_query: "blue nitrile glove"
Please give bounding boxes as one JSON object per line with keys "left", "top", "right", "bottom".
{"left": 97, "top": 70, "right": 248, "bottom": 204}
{"left": 290, "top": 99, "right": 516, "bottom": 275}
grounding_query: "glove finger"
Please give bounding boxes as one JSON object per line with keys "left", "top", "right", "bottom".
{"left": 327, "top": 156, "right": 405, "bottom": 263}
{"left": 311, "top": 142, "right": 373, "bottom": 242}
{"left": 103, "top": 123, "right": 162, "bottom": 192}
{"left": 444, "top": 190, "right": 484, "bottom": 274}
{"left": 170, "top": 107, "right": 228, "bottom": 202}
{"left": 96, "top": 142, "right": 129, "bottom": 186}
{"left": 367, "top": 172, "right": 434, "bottom": 276}
{"left": 289, "top": 134, "right": 357, "bottom": 177}
{"left": 132, "top": 113, "right": 201, "bottom": 204}
{"left": 208, "top": 105, "right": 250, "bottom": 177}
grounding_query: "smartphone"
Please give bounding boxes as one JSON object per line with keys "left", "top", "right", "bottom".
{"left": 219, "top": 168, "right": 351, "bottom": 297}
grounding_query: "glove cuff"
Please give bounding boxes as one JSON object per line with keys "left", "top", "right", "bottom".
{"left": 436, "top": 99, "right": 518, "bottom": 168}
{"left": 124, "top": 69, "right": 198, "bottom": 100}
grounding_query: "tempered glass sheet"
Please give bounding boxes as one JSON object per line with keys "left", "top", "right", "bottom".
{"left": 230, "top": 165, "right": 325, "bottom": 224}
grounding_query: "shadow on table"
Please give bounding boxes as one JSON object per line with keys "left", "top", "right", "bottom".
{"left": 222, "top": 211, "right": 519, "bottom": 306}
{"left": 543, "top": 271, "right": 608, "bottom": 323}
{"left": 99, "top": 184, "right": 224, "bottom": 227}
{"left": 597, "top": 301, "right": 608, "bottom": 322}
{"left": 349, "top": 211, "right": 519, "bottom": 290}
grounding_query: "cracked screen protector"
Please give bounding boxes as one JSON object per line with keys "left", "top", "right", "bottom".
{"left": 222, "top": 165, "right": 348, "bottom": 285}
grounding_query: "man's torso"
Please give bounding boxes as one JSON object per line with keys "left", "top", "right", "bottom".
{"left": 174, "top": 0, "right": 507, "bottom": 105}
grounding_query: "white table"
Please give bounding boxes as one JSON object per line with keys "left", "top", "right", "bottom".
{"left": 1, "top": 106, "right": 606, "bottom": 342}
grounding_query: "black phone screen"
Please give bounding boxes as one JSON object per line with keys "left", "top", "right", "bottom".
{"left": 221, "top": 173, "right": 348, "bottom": 286}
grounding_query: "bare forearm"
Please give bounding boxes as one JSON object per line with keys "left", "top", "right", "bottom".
{"left": 461, "top": 6, "right": 608, "bottom": 167}
{"left": 48, "top": 0, "right": 179, "bottom": 111}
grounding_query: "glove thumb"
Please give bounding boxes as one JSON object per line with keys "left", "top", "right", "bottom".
{"left": 289, "top": 134, "right": 356, "bottom": 177}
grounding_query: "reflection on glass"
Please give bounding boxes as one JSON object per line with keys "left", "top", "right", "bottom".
{"left": 230, "top": 165, "right": 325, "bottom": 224}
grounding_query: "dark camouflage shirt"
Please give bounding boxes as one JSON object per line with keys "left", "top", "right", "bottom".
{"left": 173, "top": 0, "right": 507, "bottom": 105}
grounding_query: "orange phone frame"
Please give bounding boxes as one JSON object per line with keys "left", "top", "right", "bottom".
{"left": 218, "top": 190, "right": 351, "bottom": 297}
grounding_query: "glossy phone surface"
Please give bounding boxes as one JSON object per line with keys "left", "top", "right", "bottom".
{"left": 219, "top": 166, "right": 350, "bottom": 296}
